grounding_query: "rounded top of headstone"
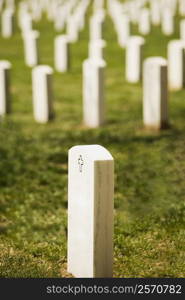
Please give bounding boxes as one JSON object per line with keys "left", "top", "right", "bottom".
{"left": 144, "top": 57, "right": 167, "bottom": 67}
{"left": 127, "top": 36, "right": 145, "bottom": 45}
{"left": 23, "top": 30, "right": 40, "bottom": 39}
{"left": 90, "top": 39, "right": 106, "bottom": 47}
{"left": 95, "top": 9, "right": 106, "bottom": 20}
{"left": 168, "top": 39, "right": 185, "bottom": 47}
{"left": 84, "top": 58, "right": 106, "bottom": 68}
{"left": 69, "top": 145, "right": 114, "bottom": 161}
{"left": 3, "top": 8, "right": 14, "bottom": 15}
{"left": 55, "top": 34, "right": 69, "bottom": 42}
{"left": 33, "top": 65, "right": 53, "bottom": 74}
{"left": 0, "top": 60, "right": 11, "bottom": 69}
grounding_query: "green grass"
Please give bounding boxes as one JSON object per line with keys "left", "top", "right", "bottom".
{"left": 0, "top": 2, "right": 185, "bottom": 278}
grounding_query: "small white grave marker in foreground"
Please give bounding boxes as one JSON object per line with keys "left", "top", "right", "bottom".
{"left": 68, "top": 144, "right": 114, "bottom": 278}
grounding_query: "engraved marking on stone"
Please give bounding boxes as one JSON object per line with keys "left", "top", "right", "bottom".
{"left": 78, "top": 155, "right": 84, "bottom": 173}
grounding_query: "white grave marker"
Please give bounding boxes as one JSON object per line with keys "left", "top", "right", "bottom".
{"left": 2, "top": 9, "right": 14, "bottom": 38}
{"left": 23, "top": 30, "right": 39, "bottom": 67}
{"left": 138, "top": 8, "right": 150, "bottom": 35}
{"left": 68, "top": 144, "right": 114, "bottom": 278}
{"left": 83, "top": 58, "right": 106, "bottom": 128}
{"left": 126, "top": 36, "right": 145, "bottom": 83}
{"left": 67, "top": 16, "right": 79, "bottom": 43}
{"left": 180, "top": 19, "right": 185, "bottom": 41}
{"left": 0, "top": 61, "right": 11, "bottom": 116}
{"left": 32, "top": 65, "right": 54, "bottom": 123}
{"left": 161, "top": 9, "right": 174, "bottom": 36}
{"left": 179, "top": 0, "right": 185, "bottom": 16}
{"left": 54, "top": 35, "right": 70, "bottom": 73}
{"left": 143, "top": 57, "right": 168, "bottom": 130}
{"left": 150, "top": 0, "right": 161, "bottom": 26}
{"left": 88, "top": 39, "right": 106, "bottom": 59}
{"left": 168, "top": 40, "right": 185, "bottom": 90}
{"left": 89, "top": 13, "right": 104, "bottom": 41}
{"left": 20, "top": 13, "right": 32, "bottom": 33}
{"left": 117, "top": 14, "right": 130, "bottom": 48}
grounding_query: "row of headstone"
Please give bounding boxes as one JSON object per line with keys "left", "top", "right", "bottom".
{"left": 22, "top": 30, "right": 71, "bottom": 72}
{"left": 0, "top": 51, "right": 172, "bottom": 132}
{"left": 108, "top": 0, "right": 130, "bottom": 48}
{"left": 107, "top": 0, "right": 185, "bottom": 42}
{"left": 0, "top": 60, "right": 54, "bottom": 123}
{"left": 125, "top": 33, "right": 185, "bottom": 92}
{"left": 1, "top": 0, "right": 184, "bottom": 42}
{"left": 0, "top": 0, "right": 90, "bottom": 39}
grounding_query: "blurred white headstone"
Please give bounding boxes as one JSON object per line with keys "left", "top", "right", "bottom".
{"left": 139, "top": 8, "right": 151, "bottom": 35}
{"left": 55, "top": 35, "right": 70, "bottom": 72}
{"left": 143, "top": 57, "right": 168, "bottom": 130}
{"left": 168, "top": 40, "right": 185, "bottom": 90}
{"left": 32, "top": 65, "right": 54, "bottom": 123}
{"left": 23, "top": 30, "right": 39, "bottom": 67}
{"left": 2, "top": 9, "right": 14, "bottom": 38}
{"left": 126, "top": 36, "right": 145, "bottom": 83}
{"left": 161, "top": 9, "right": 174, "bottom": 36}
{"left": 180, "top": 19, "right": 185, "bottom": 41}
{"left": 83, "top": 58, "right": 106, "bottom": 128}
{"left": 88, "top": 39, "right": 106, "bottom": 59}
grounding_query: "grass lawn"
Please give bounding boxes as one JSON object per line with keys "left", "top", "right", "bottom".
{"left": 0, "top": 1, "right": 185, "bottom": 277}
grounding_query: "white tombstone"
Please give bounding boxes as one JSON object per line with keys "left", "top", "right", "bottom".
{"left": 128, "top": 0, "right": 140, "bottom": 24}
{"left": 1, "top": 9, "right": 14, "bottom": 38}
{"left": 68, "top": 144, "right": 114, "bottom": 278}
{"left": 0, "top": 61, "right": 11, "bottom": 116}
{"left": 54, "top": 12, "right": 65, "bottom": 32}
{"left": 20, "top": 13, "right": 32, "bottom": 33}
{"left": 32, "top": 65, "right": 54, "bottom": 123}
{"left": 89, "top": 14, "right": 104, "bottom": 41}
{"left": 23, "top": 30, "right": 39, "bottom": 67}
{"left": 150, "top": 0, "right": 161, "bottom": 26}
{"left": 179, "top": 0, "right": 185, "bottom": 16}
{"left": 161, "top": 9, "right": 174, "bottom": 36}
{"left": 88, "top": 39, "right": 106, "bottom": 59}
{"left": 143, "top": 57, "right": 168, "bottom": 130}
{"left": 117, "top": 14, "right": 130, "bottom": 48}
{"left": 54, "top": 35, "right": 70, "bottom": 73}
{"left": 138, "top": 8, "right": 151, "bottom": 35}
{"left": 93, "top": 0, "right": 104, "bottom": 11}
{"left": 0, "top": 0, "right": 3, "bottom": 12}
{"left": 67, "top": 16, "right": 79, "bottom": 43}
{"left": 180, "top": 19, "right": 185, "bottom": 41}
{"left": 83, "top": 58, "right": 106, "bottom": 128}
{"left": 6, "top": 0, "right": 15, "bottom": 10}
{"left": 126, "top": 36, "right": 145, "bottom": 83}
{"left": 168, "top": 40, "right": 185, "bottom": 90}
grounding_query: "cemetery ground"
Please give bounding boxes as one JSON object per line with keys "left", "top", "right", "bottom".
{"left": 0, "top": 8, "right": 185, "bottom": 278}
